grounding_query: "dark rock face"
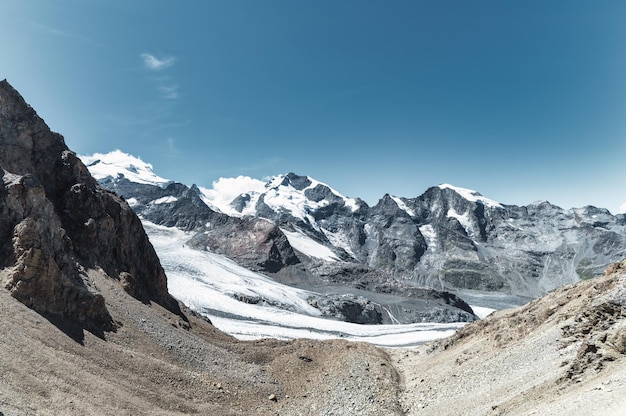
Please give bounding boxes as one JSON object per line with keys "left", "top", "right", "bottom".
{"left": 0, "top": 80, "right": 181, "bottom": 334}
{"left": 313, "top": 294, "right": 384, "bottom": 324}
{"left": 189, "top": 216, "right": 300, "bottom": 273}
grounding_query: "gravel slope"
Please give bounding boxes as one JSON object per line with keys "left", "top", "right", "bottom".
{"left": 0, "top": 268, "right": 401, "bottom": 416}
{"left": 391, "top": 261, "right": 626, "bottom": 415}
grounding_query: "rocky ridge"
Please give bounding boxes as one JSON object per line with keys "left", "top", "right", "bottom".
{"left": 204, "top": 172, "right": 626, "bottom": 303}
{"left": 0, "top": 80, "right": 183, "bottom": 337}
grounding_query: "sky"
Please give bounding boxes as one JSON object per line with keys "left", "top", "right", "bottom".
{"left": 1, "top": 1, "right": 625, "bottom": 213}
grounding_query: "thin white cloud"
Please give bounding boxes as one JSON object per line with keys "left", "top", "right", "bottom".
{"left": 140, "top": 53, "right": 176, "bottom": 70}
{"left": 31, "top": 21, "right": 98, "bottom": 45}
{"left": 158, "top": 84, "right": 180, "bottom": 99}
{"left": 203, "top": 176, "right": 268, "bottom": 203}
{"left": 166, "top": 137, "right": 181, "bottom": 156}
{"left": 619, "top": 202, "right": 626, "bottom": 214}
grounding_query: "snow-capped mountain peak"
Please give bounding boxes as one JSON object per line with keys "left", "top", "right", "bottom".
{"left": 438, "top": 183, "right": 503, "bottom": 208}
{"left": 80, "top": 150, "right": 172, "bottom": 187}
{"left": 201, "top": 172, "right": 361, "bottom": 219}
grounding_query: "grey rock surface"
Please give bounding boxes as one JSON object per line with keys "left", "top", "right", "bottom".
{"left": 231, "top": 175, "right": 626, "bottom": 301}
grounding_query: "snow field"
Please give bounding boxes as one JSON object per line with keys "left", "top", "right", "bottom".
{"left": 144, "top": 220, "right": 466, "bottom": 347}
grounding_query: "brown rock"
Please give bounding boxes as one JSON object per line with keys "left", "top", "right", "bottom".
{"left": 0, "top": 79, "right": 183, "bottom": 334}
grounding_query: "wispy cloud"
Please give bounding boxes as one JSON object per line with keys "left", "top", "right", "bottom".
{"left": 619, "top": 202, "right": 626, "bottom": 214}
{"left": 166, "top": 137, "right": 181, "bottom": 156}
{"left": 202, "top": 158, "right": 283, "bottom": 176}
{"left": 140, "top": 53, "right": 176, "bottom": 70}
{"left": 31, "top": 21, "right": 98, "bottom": 45}
{"left": 158, "top": 84, "right": 180, "bottom": 99}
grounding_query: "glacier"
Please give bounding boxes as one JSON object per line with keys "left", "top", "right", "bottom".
{"left": 144, "top": 220, "right": 468, "bottom": 347}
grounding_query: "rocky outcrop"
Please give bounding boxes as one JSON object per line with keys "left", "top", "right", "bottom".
{"left": 189, "top": 217, "right": 300, "bottom": 273}
{"left": 0, "top": 79, "right": 181, "bottom": 334}
{"left": 393, "top": 259, "right": 626, "bottom": 415}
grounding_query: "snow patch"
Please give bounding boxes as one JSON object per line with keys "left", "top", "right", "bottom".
{"left": 202, "top": 173, "right": 360, "bottom": 219}
{"left": 199, "top": 176, "right": 266, "bottom": 215}
{"left": 150, "top": 196, "right": 178, "bottom": 205}
{"left": 419, "top": 224, "right": 437, "bottom": 247}
{"left": 322, "top": 228, "right": 357, "bottom": 259}
{"left": 391, "top": 196, "right": 415, "bottom": 217}
{"left": 470, "top": 305, "right": 496, "bottom": 319}
{"left": 447, "top": 208, "right": 474, "bottom": 236}
{"left": 281, "top": 228, "right": 339, "bottom": 261}
{"left": 439, "top": 184, "right": 502, "bottom": 208}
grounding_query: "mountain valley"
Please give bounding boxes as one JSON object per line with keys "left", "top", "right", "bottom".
{"left": 1, "top": 78, "right": 626, "bottom": 415}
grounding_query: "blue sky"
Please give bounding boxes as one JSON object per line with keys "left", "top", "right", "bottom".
{"left": 2, "top": 1, "right": 625, "bottom": 212}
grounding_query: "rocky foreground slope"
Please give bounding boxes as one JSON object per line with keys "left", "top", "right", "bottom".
{"left": 393, "top": 260, "right": 626, "bottom": 415}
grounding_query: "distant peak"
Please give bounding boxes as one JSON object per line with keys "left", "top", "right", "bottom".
{"left": 267, "top": 172, "right": 312, "bottom": 191}
{"left": 438, "top": 183, "right": 502, "bottom": 208}
{"left": 79, "top": 150, "right": 171, "bottom": 187}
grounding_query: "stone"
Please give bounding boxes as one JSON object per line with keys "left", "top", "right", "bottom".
{"left": 0, "top": 79, "right": 184, "bottom": 334}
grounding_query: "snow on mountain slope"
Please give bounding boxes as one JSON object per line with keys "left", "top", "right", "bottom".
{"left": 391, "top": 196, "right": 416, "bottom": 217}
{"left": 144, "top": 220, "right": 464, "bottom": 347}
{"left": 201, "top": 173, "right": 361, "bottom": 220}
{"left": 280, "top": 228, "right": 340, "bottom": 261}
{"left": 79, "top": 150, "right": 626, "bottom": 304}
{"left": 438, "top": 183, "right": 503, "bottom": 208}
{"left": 80, "top": 150, "right": 172, "bottom": 187}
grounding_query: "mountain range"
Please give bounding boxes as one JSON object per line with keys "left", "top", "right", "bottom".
{"left": 2, "top": 79, "right": 626, "bottom": 415}
{"left": 82, "top": 150, "right": 626, "bottom": 316}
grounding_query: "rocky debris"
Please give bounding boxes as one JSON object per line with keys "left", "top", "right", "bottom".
{"left": 0, "top": 268, "right": 404, "bottom": 415}
{"left": 0, "top": 79, "right": 181, "bottom": 335}
{"left": 393, "top": 259, "right": 626, "bottom": 415}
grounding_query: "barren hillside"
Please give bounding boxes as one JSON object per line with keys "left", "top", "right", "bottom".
{"left": 393, "top": 260, "right": 626, "bottom": 415}
{"left": 0, "top": 268, "right": 401, "bottom": 416}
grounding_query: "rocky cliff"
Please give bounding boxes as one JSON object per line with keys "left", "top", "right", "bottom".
{"left": 0, "top": 79, "right": 181, "bottom": 335}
